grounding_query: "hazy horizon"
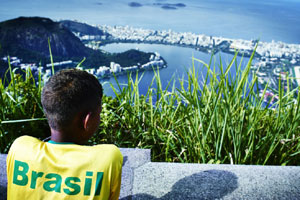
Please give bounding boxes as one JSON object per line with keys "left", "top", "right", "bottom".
{"left": 1, "top": 0, "right": 300, "bottom": 43}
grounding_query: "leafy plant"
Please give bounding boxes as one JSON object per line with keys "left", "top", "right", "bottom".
{"left": 0, "top": 60, "right": 49, "bottom": 153}
{"left": 1, "top": 48, "right": 300, "bottom": 165}
{"left": 93, "top": 49, "right": 300, "bottom": 165}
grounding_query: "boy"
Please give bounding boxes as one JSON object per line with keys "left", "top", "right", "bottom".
{"left": 6, "top": 69, "right": 123, "bottom": 200}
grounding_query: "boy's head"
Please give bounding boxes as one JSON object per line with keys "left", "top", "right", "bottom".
{"left": 41, "top": 69, "right": 103, "bottom": 133}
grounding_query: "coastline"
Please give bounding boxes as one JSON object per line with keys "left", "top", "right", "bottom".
{"left": 75, "top": 23, "right": 300, "bottom": 101}
{"left": 81, "top": 51, "right": 167, "bottom": 80}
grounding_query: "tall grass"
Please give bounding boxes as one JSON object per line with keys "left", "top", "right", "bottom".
{"left": 95, "top": 50, "right": 300, "bottom": 165}
{"left": 1, "top": 49, "right": 300, "bottom": 165}
{"left": 0, "top": 63, "right": 49, "bottom": 153}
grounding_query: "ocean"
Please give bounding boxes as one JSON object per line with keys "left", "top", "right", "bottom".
{"left": 0, "top": 0, "right": 299, "bottom": 95}
{"left": 1, "top": 0, "right": 300, "bottom": 43}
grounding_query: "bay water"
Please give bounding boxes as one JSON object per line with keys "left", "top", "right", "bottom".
{"left": 0, "top": 0, "right": 299, "bottom": 95}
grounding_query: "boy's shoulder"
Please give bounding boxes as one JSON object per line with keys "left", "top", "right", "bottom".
{"left": 8, "top": 136, "right": 122, "bottom": 161}
{"left": 8, "top": 136, "right": 123, "bottom": 167}
{"left": 13, "top": 135, "right": 40, "bottom": 143}
{"left": 92, "top": 144, "right": 123, "bottom": 160}
{"left": 93, "top": 143, "right": 120, "bottom": 151}
{"left": 9, "top": 135, "right": 41, "bottom": 152}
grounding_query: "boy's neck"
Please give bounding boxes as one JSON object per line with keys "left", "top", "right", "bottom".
{"left": 50, "top": 128, "right": 84, "bottom": 145}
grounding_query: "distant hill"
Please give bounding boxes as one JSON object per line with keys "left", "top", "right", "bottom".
{"left": 0, "top": 17, "right": 154, "bottom": 72}
{"left": 0, "top": 17, "right": 91, "bottom": 62}
{"left": 60, "top": 20, "right": 107, "bottom": 36}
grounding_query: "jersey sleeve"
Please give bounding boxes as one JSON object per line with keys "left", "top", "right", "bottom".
{"left": 6, "top": 136, "right": 36, "bottom": 200}
{"left": 6, "top": 136, "right": 31, "bottom": 175}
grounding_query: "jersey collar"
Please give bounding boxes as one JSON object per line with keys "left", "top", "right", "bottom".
{"left": 48, "top": 140, "right": 75, "bottom": 145}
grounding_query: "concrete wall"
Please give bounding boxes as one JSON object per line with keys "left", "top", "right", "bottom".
{"left": 2, "top": 149, "right": 300, "bottom": 199}
{"left": 0, "top": 154, "right": 7, "bottom": 199}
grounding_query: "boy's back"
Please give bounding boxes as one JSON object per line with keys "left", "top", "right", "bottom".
{"left": 7, "top": 136, "right": 123, "bottom": 200}
{"left": 6, "top": 69, "right": 123, "bottom": 200}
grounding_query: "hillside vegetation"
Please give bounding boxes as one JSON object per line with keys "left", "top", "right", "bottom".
{"left": 0, "top": 17, "right": 157, "bottom": 75}
{"left": 1, "top": 50, "right": 300, "bottom": 165}
{"left": 0, "top": 17, "right": 89, "bottom": 62}
{"left": 59, "top": 20, "right": 106, "bottom": 36}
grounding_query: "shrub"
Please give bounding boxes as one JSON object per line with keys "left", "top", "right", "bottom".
{"left": 93, "top": 50, "right": 300, "bottom": 165}
{"left": 1, "top": 50, "right": 300, "bottom": 165}
{"left": 0, "top": 59, "right": 49, "bottom": 153}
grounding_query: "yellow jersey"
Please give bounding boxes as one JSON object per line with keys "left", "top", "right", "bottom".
{"left": 6, "top": 136, "right": 123, "bottom": 200}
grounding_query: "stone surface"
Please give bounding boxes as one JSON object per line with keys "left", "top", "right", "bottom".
{"left": 2, "top": 149, "right": 300, "bottom": 200}
{"left": 0, "top": 154, "right": 7, "bottom": 199}
{"left": 119, "top": 148, "right": 151, "bottom": 199}
{"left": 131, "top": 162, "right": 300, "bottom": 200}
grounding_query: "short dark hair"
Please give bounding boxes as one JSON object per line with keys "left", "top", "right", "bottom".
{"left": 41, "top": 69, "right": 103, "bottom": 130}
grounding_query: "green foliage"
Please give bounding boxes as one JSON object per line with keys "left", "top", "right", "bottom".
{"left": 110, "top": 49, "right": 153, "bottom": 67}
{"left": 1, "top": 49, "right": 300, "bottom": 166}
{"left": 83, "top": 49, "right": 154, "bottom": 68}
{"left": 92, "top": 50, "right": 300, "bottom": 165}
{"left": 0, "top": 17, "right": 155, "bottom": 72}
{"left": 0, "top": 17, "right": 89, "bottom": 61}
{"left": 0, "top": 62, "right": 49, "bottom": 153}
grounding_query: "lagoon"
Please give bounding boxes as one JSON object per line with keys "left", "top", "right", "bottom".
{"left": 99, "top": 43, "right": 254, "bottom": 96}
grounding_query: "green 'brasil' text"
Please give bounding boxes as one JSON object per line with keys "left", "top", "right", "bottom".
{"left": 13, "top": 160, "right": 104, "bottom": 196}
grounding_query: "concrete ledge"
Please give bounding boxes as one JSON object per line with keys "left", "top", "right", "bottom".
{"left": 130, "top": 162, "right": 300, "bottom": 200}
{"left": 2, "top": 149, "right": 300, "bottom": 200}
{"left": 0, "top": 154, "right": 7, "bottom": 199}
{"left": 119, "top": 148, "right": 151, "bottom": 199}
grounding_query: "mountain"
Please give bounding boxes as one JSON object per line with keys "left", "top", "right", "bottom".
{"left": 0, "top": 17, "right": 154, "bottom": 71}
{"left": 59, "top": 20, "right": 107, "bottom": 36}
{"left": 0, "top": 17, "right": 91, "bottom": 62}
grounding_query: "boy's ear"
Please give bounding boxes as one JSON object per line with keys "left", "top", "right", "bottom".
{"left": 83, "top": 112, "right": 92, "bottom": 131}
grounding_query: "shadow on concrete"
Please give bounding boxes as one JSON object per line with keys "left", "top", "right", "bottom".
{"left": 121, "top": 170, "right": 238, "bottom": 200}
{"left": 0, "top": 185, "right": 7, "bottom": 200}
{"left": 123, "top": 156, "right": 128, "bottom": 166}
{"left": 0, "top": 154, "right": 7, "bottom": 200}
